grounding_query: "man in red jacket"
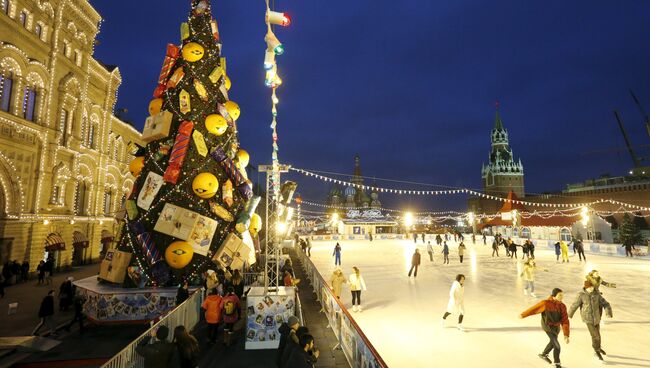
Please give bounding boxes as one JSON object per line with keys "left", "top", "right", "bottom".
{"left": 520, "top": 288, "right": 570, "bottom": 368}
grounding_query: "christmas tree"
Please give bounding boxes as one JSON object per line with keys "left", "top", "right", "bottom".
{"left": 618, "top": 213, "right": 644, "bottom": 247}
{"left": 112, "top": 0, "right": 261, "bottom": 287}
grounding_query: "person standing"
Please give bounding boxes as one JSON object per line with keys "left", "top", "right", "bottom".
{"left": 623, "top": 243, "right": 635, "bottom": 257}
{"left": 333, "top": 243, "right": 342, "bottom": 266}
{"left": 441, "top": 274, "right": 466, "bottom": 331}
{"left": 427, "top": 241, "right": 434, "bottom": 262}
{"left": 471, "top": 233, "right": 476, "bottom": 245}
{"left": 230, "top": 269, "right": 245, "bottom": 300}
{"left": 176, "top": 281, "right": 190, "bottom": 305}
{"left": 220, "top": 286, "right": 241, "bottom": 346}
{"left": 306, "top": 237, "right": 312, "bottom": 256}
{"left": 436, "top": 234, "right": 442, "bottom": 246}
{"left": 368, "top": 233, "right": 373, "bottom": 242}
{"left": 58, "top": 277, "right": 74, "bottom": 311}
{"left": 529, "top": 240, "right": 536, "bottom": 259}
{"left": 421, "top": 233, "right": 426, "bottom": 243}
{"left": 21, "top": 261, "right": 29, "bottom": 282}
{"left": 509, "top": 241, "right": 518, "bottom": 259}
{"left": 442, "top": 241, "right": 450, "bottom": 264}
{"left": 505, "top": 238, "right": 512, "bottom": 257}
{"left": 64, "top": 294, "right": 85, "bottom": 334}
{"left": 329, "top": 268, "right": 346, "bottom": 299}
{"left": 492, "top": 239, "right": 500, "bottom": 257}
{"left": 575, "top": 239, "right": 586, "bottom": 262}
{"left": 520, "top": 288, "right": 570, "bottom": 368}
{"left": 408, "top": 249, "right": 421, "bottom": 277}
{"left": 560, "top": 240, "right": 569, "bottom": 263}
{"left": 568, "top": 280, "right": 613, "bottom": 362}
{"left": 286, "top": 334, "right": 318, "bottom": 368}
{"left": 522, "top": 240, "right": 530, "bottom": 260}
{"left": 554, "top": 242, "right": 561, "bottom": 262}
{"left": 413, "top": 233, "right": 418, "bottom": 243}
{"left": 32, "top": 290, "right": 56, "bottom": 337}
{"left": 173, "top": 325, "right": 200, "bottom": 368}
{"left": 277, "top": 315, "right": 300, "bottom": 367}
{"left": 201, "top": 289, "right": 223, "bottom": 343}
{"left": 37, "top": 260, "right": 46, "bottom": 285}
{"left": 482, "top": 233, "right": 487, "bottom": 245}
{"left": 520, "top": 259, "right": 547, "bottom": 297}
{"left": 458, "top": 242, "right": 466, "bottom": 263}
{"left": 348, "top": 266, "right": 367, "bottom": 312}
{"left": 135, "top": 326, "right": 175, "bottom": 368}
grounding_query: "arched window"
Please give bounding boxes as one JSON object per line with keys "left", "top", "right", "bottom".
{"left": 0, "top": 73, "right": 13, "bottom": 112}
{"left": 75, "top": 181, "right": 87, "bottom": 215}
{"left": 2, "top": 0, "right": 9, "bottom": 15}
{"left": 74, "top": 50, "right": 82, "bottom": 66}
{"left": 58, "top": 109, "right": 69, "bottom": 144}
{"left": 23, "top": 86, "right": 38, "bottom": 122}
{"left": 88, "top": 114, "right": 98, "bottom": 149}
{"left": 560, "top": 228, "right": 571, "bottom": 242}
{"left": 35, "top": 23, "right": 42, "bottom": 39}
{"left": 18, "top": 10, "right": 26, "bottom": 27}
{"left": 103, "top": 190, "right": 112, "bottom": 215}
{"left": 521, "top": 227, "right": 531, "bottom": 239}
{"left": 62, "top": 41, "right": 69, "bottom": 58}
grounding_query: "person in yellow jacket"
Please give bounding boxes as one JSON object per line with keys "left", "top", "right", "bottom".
{"left": 559, "top": 241, "right": 570, "bottom": 263}
{"left": 329, "top": 268, "right": 346, "bottom": 299}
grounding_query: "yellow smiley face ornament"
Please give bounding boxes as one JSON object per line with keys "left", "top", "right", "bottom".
{"left": 182, "top": 42, "right": 205, "bottom": 62}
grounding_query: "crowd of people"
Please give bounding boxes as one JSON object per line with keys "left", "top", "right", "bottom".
{"left": 32, "top": 276, "right": 86, "bottom": 337}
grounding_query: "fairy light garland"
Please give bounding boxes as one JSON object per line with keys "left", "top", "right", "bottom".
{"left": 291, "top": 167, "right": 650, "bottom": 211}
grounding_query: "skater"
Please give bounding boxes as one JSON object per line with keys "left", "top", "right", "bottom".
{"left": 585, "top": 270, "right": 616, "bottom": 291}
{"left": 368, "top": 233, "right": 373, "bottom": 242}
{"left": 520, "top": 258, "right": 547, "bottom": 297}
{"left": 348, "top": 266, "right": 367, "bottom": 312}
{"left": 333, "top": 242, "right": 342, "bottom": 266}
{"left": 575, "top": 239, "right": 586, "bottom": 261}
{"left": 220, "top": 286, "right": 240, "bottom": 346}
{"left": 568, "top": 280, "right": 613, "bottom": 362}
{"left": 560, "top": 240, "right": 569, "bottom": 263}
{"left": 509, "top": 241, "right": 518, "bottom": 259}
{"left": 329, "top": 268, "right": 346, "bottom": 298}
{"left": 436, "top": 234, "right": 442, "bottom": 246}
{"left": 520, "top": 288, "right": 570, "bottom": 368}
{"left": 442, "top": 241, "right": 450, "bottom": 264}
{"left": 135, "top": 325, "right": 175, "bottom": 368}
{"left": 32, "top": 290, "right": 56, "bottom": 337}
{"left": 623, "top": 243, "right": 635, "bottom": 257}
{"left": 491, "top": 238, "right": 499, "bottom": 257}
{"left": 522, "top": 240, "right": 530, "bottom": 259}
{"left": 505, "top": 238, "right": 511, "bottom": 257}
{"left": 408, "top": 249, "right": 421, "bottom": 277}
{"left": 445, "top": 233, "right": 449, "bottom": 241}
{"left": 441, "top": 274, "right": 466, "bottom": 331}
{"left": 202, "top": 289, "right": 223, "bottom": 343}
{"left": 529, "top": 240, "right": 536, "bottom": 259}
{"left": 471, "top": 233, "right": 476, "bottom": 244}
{"left": 458, "top": 242, "right": 466, "bottom": 263}
{"left": 421, "top": 233, "right": 425, "bottom": 243}
{"left": 306, "top": 237, "right": 312, "bottom": 256}
{"left": 413, "top": 233, "right": 418, "bottom": 243}
{"left": 554, "top": 242, "right": 561, "bottom": 262}
{"left": 453, "top": 233, "right": 458, "bottom": 242}
{"left": 427, "top": 241, "right": 434, "bottom": 262}
{"left": 482, "top": 233, "right": 487, "bottom": 245}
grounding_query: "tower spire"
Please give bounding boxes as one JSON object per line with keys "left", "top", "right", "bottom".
{"left": 494, "top": 100, "right": 504, "bottom": 131}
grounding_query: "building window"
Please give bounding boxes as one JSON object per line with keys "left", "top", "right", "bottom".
{"left": 50, "top": 185, "right": 60, "bottom": 204}
{"left": 23, "top": 87, "right": 38, "bottom": 122}
{"left": 88, "top": 123, "right": 95, "bottom": 149}
{"left": 62, "top": 42, "right": 69, "bottom": 58}
{"left": 59, "top": 109, "right": 69, "bottom": 144}
{"left": 75, "top": 182, "right": 87, "bottom": 215}
{"left": 103, "top": 190, "right": 112, "bottom": 215}
{"left": 560, "top": 228, "right": 571, "bottom": 242}
{"left": 74, "top": 50, "right": 82, "bottom": 66}
{"left": 0, "top": 74, "right": 13, "bottom": 112}
{"left": 18, "top": 10, "right": 26, "bottom": 27}
{"left": 35, "top": 23, "right": 42, "bottom": 38}
{"left": 521, "top": 227, "right": 531, "bottom": 239}
{"left": 2, "top": 0, "right": 8, "bottom": 15}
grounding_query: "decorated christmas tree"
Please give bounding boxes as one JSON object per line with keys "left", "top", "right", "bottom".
{"left": 109, "top": 0, "right": 262, "bottom": 287}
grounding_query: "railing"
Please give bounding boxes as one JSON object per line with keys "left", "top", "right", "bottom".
{"left": 294, "top": 248, "right": 389, "bottom": 368}
{"left": 100, "top": 290, "right": 204, "bottom": 368}
{"left": 295, "top": 290, "right": 305, "bottom": 326}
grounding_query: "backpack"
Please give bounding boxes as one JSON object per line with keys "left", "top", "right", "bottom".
{"left": 224, "top": 300, "right": 235, "bottom": 315}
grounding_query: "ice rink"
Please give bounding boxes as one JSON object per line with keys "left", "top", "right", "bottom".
{"left": 306, "top": 238, "right": 650, "bottom": 368}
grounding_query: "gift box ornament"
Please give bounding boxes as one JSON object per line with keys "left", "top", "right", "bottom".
{"left": 192, "top": 130, "right": 208, "bottom": 157}
{"left": 179, "top": 89, "right": 191, "bottom": 114}
{"left": 213, "top": 232, "right": 251, "bottom": 270}
{"left": 193, "top": 79, "right": 209, "bottom": 101}
{"left": 222, "top": 179, "right": 233, "bottom": 207}
{"left": 163, "top": 121, "right": 193, "bottom": 184}
{"left": 137, "top": 172, "right": 164, "bottom": 210}
{"left": 153, "top": 44, "right": 180, "bottom": 98}
{"left": 142, "top": 110, "right": 173, "bottom": 143}
{"left": 209, "top": 66, "right": 223, "bottom": 84}
{"left": 209, "top": 201, "right": 234, "bottom": 221}
{"left": 210, "top": 147, "right": 253, "bottom": 200}
{"left": 99, "top": 249, "right": 133, "bottom": 284}
{"left": 235, "top": 196, "right": 261, "bottom": 234}
{"left": 166, "top": 67, "right": 185, "bottom": 89}
{"left": 180, "top": 22, "right": 190, "bottom": 40}
{"left": 129, "top": 222, "right": 163, "bottom": 266}
{"left": 153, "top": 203, "right": 216, "bottom": 256}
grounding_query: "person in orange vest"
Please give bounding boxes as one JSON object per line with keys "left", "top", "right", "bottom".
{"left": 201, "top": 289, "right": 223, "bottom": 343}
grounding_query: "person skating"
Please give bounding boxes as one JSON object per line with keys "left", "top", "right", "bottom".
{"left": 348, "top": 266, "right": 367, "bottom": 312}
{"left": 529, "top": 240, "right": 536, "bottom": 259}
{"left": 522, "top": 240, "right": 530, "bottom": 259}
{"left": 575, "top": 239, "right": 586, "bottom": 262}
{"left": 492, "top": 239, "right": 500, "bottom": 257}
{"left": 421, "top": 233, "right": 425, "bottom": 243}
{"left": 586, "top": 270, "right": 617, "bottom": 292}
{"left": 436, "top": 234, "right": 442, "bottom": 246}
{"left": 519, "top": 288, "right": 570, "bottom": 368}
{"left": 277, "top": 315, "right": 300, "bottom": 367}
{"left": 32, "top": 290, "right": 56, "bottom": 337}
{"left": 505, "top": 238, "right": 512, "bottom": 257}
{"left": 306, "top": 237, "right": 312, "bottom": 256}
{"left": 520, "top": 258, "right": 547, "bottom": 297}
{"left": 560, "top": 240, "right": 569, "bottom": 263}
{"left": 509, "top": 241, "right": 518, "bottom": 259}
{"left": 220, "top": 286, "right": 241, "bottom": 346}
{"left": 135, "top": 325, "right": 175, "bottom": 368}
{"left": 471, "top": 233, "right": 476, "bottom": 244}
{"left": 442, "top": 241, "right": 450, "bottom": 264}
{"left": 458, "top": 242, "right": 466, "bottom": 263}
{"left": 333, "top": 243, "right": 342, "bottom": 266}
{"left": 201, "top": 289, "right": 223, "bottom": 343}
{"left": 329, "top": 268, "right": 346, "bottom": 298}
{"left": 482, "top": 233, "right": 487, "bottom": 245}
{"left": 408, "top": 249, "right": 421, "bottom": 277}
{"left": 623, "top": 243, "right": 635, "bottom": 257}
{"left": 441, "top": 274, "right": 466, "bottom": 331}
{"left": 568, "top": 280, "right": 613, "bottom": 362}
{"left": 427, "top": 241, "right": 434, "bottom": 262}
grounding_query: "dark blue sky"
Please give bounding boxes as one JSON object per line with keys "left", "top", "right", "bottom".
{"left": 92, "top": 0, "right": 650, "bottom": 211}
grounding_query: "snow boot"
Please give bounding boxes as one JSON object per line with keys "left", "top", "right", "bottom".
{"left": 538, "top": 354, "right": 552, "bottom": 364}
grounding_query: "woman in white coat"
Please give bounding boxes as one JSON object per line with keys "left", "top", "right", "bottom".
{"left": 441, "top": 274, "right": 466, "bottom": 330}
{"left": 348, "top": 266, "right": 367, "bottom": 312}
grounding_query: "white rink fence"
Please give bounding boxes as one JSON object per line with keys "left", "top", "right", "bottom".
{"left": 100, "top": 290, "right": 204, "bottom": 368}
{"left": 309, "top": 234, "right": 649, "bottom": 258}
{"left": 295, "top": 248, "right": 389, "bottom": 368}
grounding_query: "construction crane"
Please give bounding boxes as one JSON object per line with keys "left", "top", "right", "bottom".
{"left": 613, "top": 110, "right": 642, "bottom": 168}
{"left": 629, "top": 90, "right": 650, "bottom": 137}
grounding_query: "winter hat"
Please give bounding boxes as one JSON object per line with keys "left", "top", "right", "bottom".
{"left": 287, "top": 315, "right": 300, "bottom": 327}
{"left": 584, "top": 280, "right": 593, "bottom": 289}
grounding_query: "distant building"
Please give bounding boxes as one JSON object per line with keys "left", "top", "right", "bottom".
{"left": 468, "top": 105, "right": 525, "bottom": 216}
{"left": 0, "top": 0, "right": 142, "bottom": 270}
{"left": 327, "top": 155, "right": 381, "bottom": 209}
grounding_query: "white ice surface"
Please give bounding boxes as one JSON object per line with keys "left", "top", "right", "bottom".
{"left": 307, "top": 238, "right": 650, "bottom": 368}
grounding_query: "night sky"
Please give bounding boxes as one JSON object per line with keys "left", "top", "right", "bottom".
{"left": 91, "top": 0, "right": 650, "bottom": 212}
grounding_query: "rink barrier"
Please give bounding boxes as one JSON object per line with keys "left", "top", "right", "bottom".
{"left": 100, "top": 290, "right": 204, "bottom": 368}
{"left": 295, "top": 249, "right": 389, "bottom": 368}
